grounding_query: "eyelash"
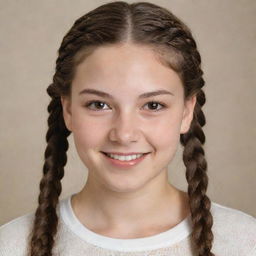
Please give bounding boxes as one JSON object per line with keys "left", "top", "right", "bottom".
{"left": 84, "top": 100, "right": 167, "bottom": 112}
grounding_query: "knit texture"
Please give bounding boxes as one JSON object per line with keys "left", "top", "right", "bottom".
{"left": 1, "top": 194, "right": 256, "bottom": 256}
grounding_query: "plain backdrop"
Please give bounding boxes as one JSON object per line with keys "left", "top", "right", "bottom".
{"left": 0, "top": 0, "right": 255, "bottom": 225}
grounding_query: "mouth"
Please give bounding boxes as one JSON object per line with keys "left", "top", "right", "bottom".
{"left": 101, "top": 151, "right": 150, "bottom": 158}
{"left": 101, "top": 151, "right": 150, "bottom": 155}
{"left": 100, "top": 151, "right": 151, "bottom": 167}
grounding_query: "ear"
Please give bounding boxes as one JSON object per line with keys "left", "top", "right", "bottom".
{"left": 180, "top": 94, "right": 197, "bottom": 134}
{"left": 61, "top": 96, "right": 72, "bottom": 132}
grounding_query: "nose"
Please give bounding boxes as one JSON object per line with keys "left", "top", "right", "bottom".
{"left": 109, "top": 111, "right": 140, "bottom": 145}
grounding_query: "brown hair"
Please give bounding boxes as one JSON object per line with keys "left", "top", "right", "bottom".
{"left": 28, "top": 1, "right": 214, "bottom": 255}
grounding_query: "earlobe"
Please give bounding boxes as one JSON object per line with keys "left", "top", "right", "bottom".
{"left": 180, "top": 95, "right": 197, "bottom": 134}
{"left": 61, "top": 96, "right": 72, "bottom": 132}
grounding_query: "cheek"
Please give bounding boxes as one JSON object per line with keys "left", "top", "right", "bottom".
{"left": 71, "top": 114, "right": 109, "bottom": 168}
{"left": 150, "top": 113, "right": 182, "bottom": 147}
{"left": 71, "top": 113, "right": 107, "bottom": 152}
{"left": 148, "top": 113, "right": 182, "bottom": 168}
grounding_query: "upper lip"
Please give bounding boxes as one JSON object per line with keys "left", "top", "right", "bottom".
{"left": 102, "top": 152, "right": 150, "bottom": 156}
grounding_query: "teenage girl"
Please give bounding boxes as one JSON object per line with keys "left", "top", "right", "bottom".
{"left": 1, "top": 1, "right": 256, "bottom": 256}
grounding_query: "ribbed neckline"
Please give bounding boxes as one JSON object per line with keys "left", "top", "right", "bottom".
{"left": 60, "top": 193, "right": 193, "bottom": 252}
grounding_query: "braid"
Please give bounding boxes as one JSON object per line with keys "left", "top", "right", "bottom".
{"left": 28, "top": 88, "right": 70, "bottom": 256}
{"left": 181, "top": 89, "right": 214, "bottom": 256}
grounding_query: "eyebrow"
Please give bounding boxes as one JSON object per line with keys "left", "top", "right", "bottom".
{"left": 79, "top": 88, "right": 174, "bottom": 99}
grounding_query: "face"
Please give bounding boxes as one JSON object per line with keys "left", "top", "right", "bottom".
{"left": 61, "top": 43, "right": 196, "bottom": 193}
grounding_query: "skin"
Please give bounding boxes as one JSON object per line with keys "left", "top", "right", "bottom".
{"left": 61, "top": 43, "right": 197, "bottom": 238}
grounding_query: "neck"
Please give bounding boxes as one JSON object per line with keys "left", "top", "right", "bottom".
{"left": 71, "top": 172, "right": 189, "bottom": 237}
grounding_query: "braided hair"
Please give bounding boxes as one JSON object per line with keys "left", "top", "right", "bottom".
{"left": 28, "top": 1, "right": 214, "bottom": 255}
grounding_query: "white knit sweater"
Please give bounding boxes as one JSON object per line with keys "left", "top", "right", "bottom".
{"left": 1, "top": 194, "right": 256, "bottom": 255}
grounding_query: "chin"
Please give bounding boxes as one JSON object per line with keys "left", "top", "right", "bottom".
{"left": 100, "top": 173, "right": 150, "bottom": 194}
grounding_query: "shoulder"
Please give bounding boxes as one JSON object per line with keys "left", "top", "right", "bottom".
{"left": 0, "top": 212, "right": 35, "bottom": 256}
{"left": 211, "top": 201, "right": 256, "bottom": 232}
{"left": 211, "top": 202, "right": 256, "bottom": 255}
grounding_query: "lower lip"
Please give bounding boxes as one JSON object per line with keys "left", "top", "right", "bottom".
{"left": 102, "top": 153, "right": 149, "bottom": 168}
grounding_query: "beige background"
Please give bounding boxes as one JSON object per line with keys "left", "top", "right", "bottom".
{"left": 0, "top": 0, "right": 255, "bottom": 225}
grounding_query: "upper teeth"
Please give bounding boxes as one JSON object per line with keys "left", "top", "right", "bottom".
{"left": 107, "top": 153, "right": 144, "bottom": 161}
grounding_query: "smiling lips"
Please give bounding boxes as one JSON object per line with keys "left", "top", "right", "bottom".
{"left": 101, "top": 151, "right": 150, "bottom": 168}
{"left": 102, "top": 152, "right": 150, "bottom": 155}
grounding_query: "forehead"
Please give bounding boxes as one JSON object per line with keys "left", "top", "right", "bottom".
{"left": 72, "top": 43, "right": 183, "bottom": 93}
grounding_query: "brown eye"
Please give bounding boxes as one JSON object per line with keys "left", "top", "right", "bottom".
{"left": 143, "top": 101, "right": 166, "bottom": 111}
{"left": 85, "top": 100, "right": 110, "bottom": 111}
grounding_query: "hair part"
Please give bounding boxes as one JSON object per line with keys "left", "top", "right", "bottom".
{"left": 28, "top": 1, "right": 214, "bottom": 255}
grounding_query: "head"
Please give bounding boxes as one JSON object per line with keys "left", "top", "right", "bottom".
{"left": 29, "top": 1, "right": 214, "bottom": 256}
{"left": 60, "top": 43, "right": 197, "bottom": 193}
